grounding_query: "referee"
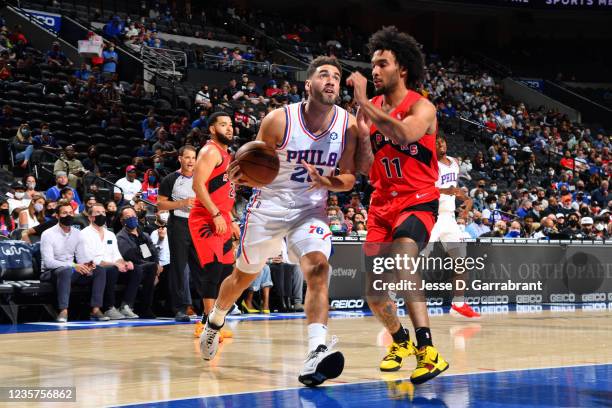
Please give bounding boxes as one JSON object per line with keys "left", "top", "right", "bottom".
{"left": 158, "top": 145, "right": 199, "bottom": 322}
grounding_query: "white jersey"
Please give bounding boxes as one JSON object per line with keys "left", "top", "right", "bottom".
{"left": 436, "top": 156, "right": 459, "bottom": 215}
{"left": 256, "top": 102, "right": 349, "bottom": 210}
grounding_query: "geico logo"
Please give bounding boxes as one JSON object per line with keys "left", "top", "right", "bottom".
{"left": 426, "top": 297, "right": 444, "bottom": 306}
{"left": 609, "top": 293, "right": 612, "bottom": 301}
{"left": 516, "top": 295, "right": 543, "bottom": 304}
{"left": 427, "top": 307, "right": 444, "bottom": 316}
{"left": 550, "top": 293, "right": 575, "bottom": 302}
{"left": 550, "top": 305, "right": 576, "bottom": 312}
{"left": 479, "top": 305, "right": 509, "bottom": 314}
{"left": 516, "top": 305, "right": 543, "bottom": 314}
{"left": 581, "top": 293, "right": 606, "bottom": 302}
{"left": 34, "top": 16, "right": 57, "bottom": 26}
{"left": 465, "top": 296, "right": 480, "bottom": 305}
{"left": 480, "top": 295, "right": 508, "bottom": 305}
{"left": 330, "top": 299, "right": 365, "bottom": 309}
{"left": 583, "top": 303, "right": 607, "bottom": 311}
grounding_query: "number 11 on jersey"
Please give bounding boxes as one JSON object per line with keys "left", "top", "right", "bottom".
{"left": 381, "top": 157, "right": 402, "bottom": 178}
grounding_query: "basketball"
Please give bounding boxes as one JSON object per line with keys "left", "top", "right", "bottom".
{"left": 234, "top": 141, "right": 280, "bottom": 187}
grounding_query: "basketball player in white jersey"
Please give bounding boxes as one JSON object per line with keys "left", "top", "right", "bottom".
{"left": 201, "top": 56, "right": 360, "bottom": 387}
{"left": 427, "top": 134, "right": 479, "bottom": 318}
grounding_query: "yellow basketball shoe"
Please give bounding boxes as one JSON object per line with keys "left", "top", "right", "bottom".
{"left": 410, "top": 345, "right": 449, "bottom": 384}
{"left": 380, "top": 340, "right": 416, "bottom": 372}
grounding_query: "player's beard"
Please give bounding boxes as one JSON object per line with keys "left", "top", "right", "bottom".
{"left": 216, "top": 133, "right": 233, "bottom": 146}
{"left": 312, "top": 87, "right": 337, "bottom": 106}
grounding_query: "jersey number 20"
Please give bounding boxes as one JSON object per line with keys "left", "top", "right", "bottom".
{"left": 291, "top": 166, "right": 324, "bottom": 183}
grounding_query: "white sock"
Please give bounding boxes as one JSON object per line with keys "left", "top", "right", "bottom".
{"left": 308, "top": 323, "right": 328, "bottom": 351}
{"left": 208, "top": 304, "right": 228, "bottom": 327}
{"left": 452, "top": 301, "right": 465, "bottom": 307}
{"left": 452, "top": 296, "right": 465, "bottom": 307}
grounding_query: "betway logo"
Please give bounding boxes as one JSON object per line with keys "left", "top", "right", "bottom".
{"left": 331, "top": 299, "right": 365, "bottom": 309}
{"left": 332, "top": 267, "right": 357, "bottom": 279}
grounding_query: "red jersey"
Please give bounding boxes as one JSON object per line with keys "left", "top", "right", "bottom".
{"left": 369, "top": 90, "right": 439, "bottom": 206}
{"left": 194, "top": 140, "right": 235, "bottom": 214}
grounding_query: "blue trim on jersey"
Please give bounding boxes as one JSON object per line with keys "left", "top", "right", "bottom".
{"left": 298, "top": 102, "right": 338, "bottom": 140}
{"left": 277, "top": 106, "right": 290, "bottom": 149}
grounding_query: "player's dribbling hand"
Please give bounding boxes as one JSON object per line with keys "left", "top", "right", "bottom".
{"left": 213, "top": 215, "right": 227, "bottom": 235}
{"left": 228, "top": 160, "right": 256, "bottom": 187}
{"left": 301, "top": 160, "right": 331, "bottom": 191}
{"left": 346, "top": 71, "right": 368, "bottom": 105}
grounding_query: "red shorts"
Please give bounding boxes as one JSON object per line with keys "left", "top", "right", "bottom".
{"left": 188, "top": 207, "right": 234, "bottom": 266}
{"left": 366, "top": 192, "right": 438, "bottom": 250}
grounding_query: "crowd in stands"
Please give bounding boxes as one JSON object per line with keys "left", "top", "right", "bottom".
{"left": 0, "top": 11, "right": 610, "bottom": 323}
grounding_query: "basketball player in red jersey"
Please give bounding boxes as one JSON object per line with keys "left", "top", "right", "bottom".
{"left": 189, "top": 112, "right": 241, "bottom": 339}
{"left": 347, "top": 26, "right": 449, "bottom": 384}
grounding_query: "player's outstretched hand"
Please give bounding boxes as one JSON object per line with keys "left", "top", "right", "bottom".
{"left": 301, "top": 160, "right": 331, "bottom": 191}
{"left": 346, "top": 71, "right": 368, "bottom": 105}
{"left": 228, "top": 160, "right": 256, "bottom": 187}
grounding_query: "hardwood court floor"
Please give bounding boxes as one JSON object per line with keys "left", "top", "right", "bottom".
{"left": 1, "top": 309, "right": 611, "bottom": 407}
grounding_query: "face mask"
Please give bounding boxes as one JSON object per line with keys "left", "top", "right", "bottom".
{"left": 124, "top": 216, "right": 139, "bottom": 229}
{"left": 137, "top": 210, "right": 147, "bottom": 219}
{"left": 458, "top": 224, "right": 466, "bottom": 232}
{"left": 474, "top": 218, "right": 482, "bottom": 225}
{"left": 149, "top": 176, "right": 156, "bottom": 184}
{"left": 159, "top": 212, "right": 169, "bottom": 223}
{"left": 93, "top": 214, "right": 107, "bottom": 227}
{"left": 154, "top": 163, "right": 163, "bottom": 169}
{"left": 507, "top": 230, "right": 520, "bottom": 237}
{"left": 33, "top": 203, "right": 44, "bottom": 213}
{"left": 357, "top": 229, "right": 367, "bottom": 236}
{"left": 14, "top": 192, "right": 25, "bottom": 199}
{"left": 107, "top": 210, "right": 116, "bottom": 216}
{"left": 22, "top": 129, "right": 30, "bottom": 136}
{"left": 568, "top": 219, "right": 577, "bottom": 227}
{"left": 59, "top": 215, "right": 74, "bottom": 227}
{"left": 489, "top": 203, "right": 496, "bottom": 209}
{"left": 42, "top": 130, "right": 49, "bottom": 136}
{"left": 477, "top": 193, "right": 483, "bottom": 199}
{"left": 548, "top": 170, "right": 554, "bottom": 176}
{"left": 26, "top": 182, "right": 35, "bottom": 189}
{"left": 596, "top": 223, "right": 605, "bottom": 232}
{"left": 330, "top": 224, "right": 341, "bottom": 232}
{"left": 490, "top": 186, "right": 497, "bottom": 192}
{"left": 0, "top": 208, "right": 9, "bottom": 217}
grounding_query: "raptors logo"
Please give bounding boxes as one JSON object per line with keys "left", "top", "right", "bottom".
{"left": 198, "top": 224, "right": 214, "bottom": 238}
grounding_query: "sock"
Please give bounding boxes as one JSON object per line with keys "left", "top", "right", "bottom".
{"left": 452, "top": 296, "right": 465, "bottom": 307}
{"left": 391, "top": 325, "right": 409, "bottom": 344}
{"left": 208, "top": 304, "right": 228, "bottom": 327}
{"left": 415, "top": 327, "right": 433, "bottom": 349}
{"left": 308, "top": 323, "right": 328, "bottom": 351}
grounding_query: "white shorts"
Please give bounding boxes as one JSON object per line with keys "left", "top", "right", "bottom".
{"left": 428, "top": 212, "right": 465, "bottom": 254}
{"left": 236, "top": 202, "right": 332, "bottom": 274}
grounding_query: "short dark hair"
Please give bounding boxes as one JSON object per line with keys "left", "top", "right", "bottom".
{"left": 56, "top": 199, "right": 73, "bottom": 214}
{"left": 179, "top": 144, "right": 197, "bottom": 156}
{"left": 306, "top": 56, "right": 342, "bottom": 79}
{"left": 367, "top": 26, "right": 425, "bottom": 90}
{"left": 208, "top": 111, "right": 231, "bottom": 127}
{"left": 60, "top": 187, "right": 72, "bottom": 196}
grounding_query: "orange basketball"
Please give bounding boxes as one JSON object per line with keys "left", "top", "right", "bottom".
{"left": 234, "top": 141, "right": 280, "bottom": 187}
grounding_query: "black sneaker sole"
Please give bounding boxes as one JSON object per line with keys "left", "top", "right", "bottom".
{"left": 298, "top": 351, "right": 345, "bottom": 387}
{"left": 380, "top": 364, "right": 402, "bottom": 372}
{"left": 410, "top": 362, "right": 449, "bottom": 384}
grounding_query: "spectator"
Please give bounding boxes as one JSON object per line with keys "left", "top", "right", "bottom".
{"left": 116, "top": 206, "right": 160, "bottom": 318}
{"left": 590, "top": 180, "right": 610, "bottom": 208}
{"left": 150, "top": 211, "right": 170, "bottom": 270}
{"left": 466, "top": 211, "right": 490, "bottom": 238}
{"left": 194, "top": 85, "right": 211, "bottom": 110}
{"left": 82, "top": 145, "right": 101, "bottom": 176}
{"left": 74, "top": 194, "right": 97, "bottom": 229}
{"left": 352, "top": 221, "right": 367, "bottom": 237}
{"left": 152, "top": 128, "right": 176, "bottom": 155}
{"left": 504, "top": 221, "right": 522, "bottom": 238}
{"left": 74, "top": 62, "right": 92, "bottom": 82}
{"left": 22, "top": 174, "right": 42, "bottom": 198}
{"left": 46, "top": 41, "right": 73, "bottom": 67}
{"left": 222, "top": 78, "right": 242, "bottom": 101}
{"left": 80, "top": 202, "right": 135, "bottom": 320}
{"left": 53, "top": 145, "right": 87, "bottom": 189}
{"left": 60, "top": 187, "right": 81, "bottom": 216}
{"left": 40, "top": 200, "right": 108, "bottom": 323}
{"left": 105, "top": 201, "right": 118, "bottom": 231}
{"left": 0, "top": 198, "right": 15, "bottom": 238}
{"left": 191, "top": 110, "right": 208, "bottom": 131}
{"left": 114, "top": 165, "right": 143, "bottom": 204}
{"left": 142, "top": 115, "right": 158, "bottom": 141}
{"left": 7, "top": 182, "right": 30, "bottom": 213}
{"left": 102, "top": 42, "right": 119, "bottom": 77}
{"left": 481, "top": 220, "right": 507, "bottom": 237}
{"left": 343, "top": 192, "right": 365, "bottom": 212}
{"left": 46, "top": 172, "right": 82, "bottom": 205}
{"left": 141, "top": 169, "right": 160, "bottom": 203}
{"left": 242, "top": 264, "right": 273, "bottom": 314}
{"left": 11, "top": 123, "right": 33, "bottom": 169}
{"left": 516, "top": 199, "right": 532, "bottom": 219}
{"left": 288, "top": 84, "right": 302, "bottom": 103}
{"left": 18, "top": 194, "right": 45, "bottom": 229}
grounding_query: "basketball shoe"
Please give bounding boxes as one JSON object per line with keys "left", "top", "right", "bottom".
{"left": 298, "top": 336, "right": 345, "bottom": 387}
{"left": 200, "top": 319, "right": 224, "bottom": 360}
{"left": 380, "top": 340, "right": 416, "bottom": 372}
{"left": 194, "top": 320, "right": 233, "bottom": 342}
{"left": 410, "top": 345, "right": 449, "bottom": 384}
{"left": 450, "top": 303, "right": 481, "bottom": 319}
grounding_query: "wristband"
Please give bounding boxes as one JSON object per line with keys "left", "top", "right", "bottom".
{"left": 212, "top": 212, "right": 222, "bottom": 218}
